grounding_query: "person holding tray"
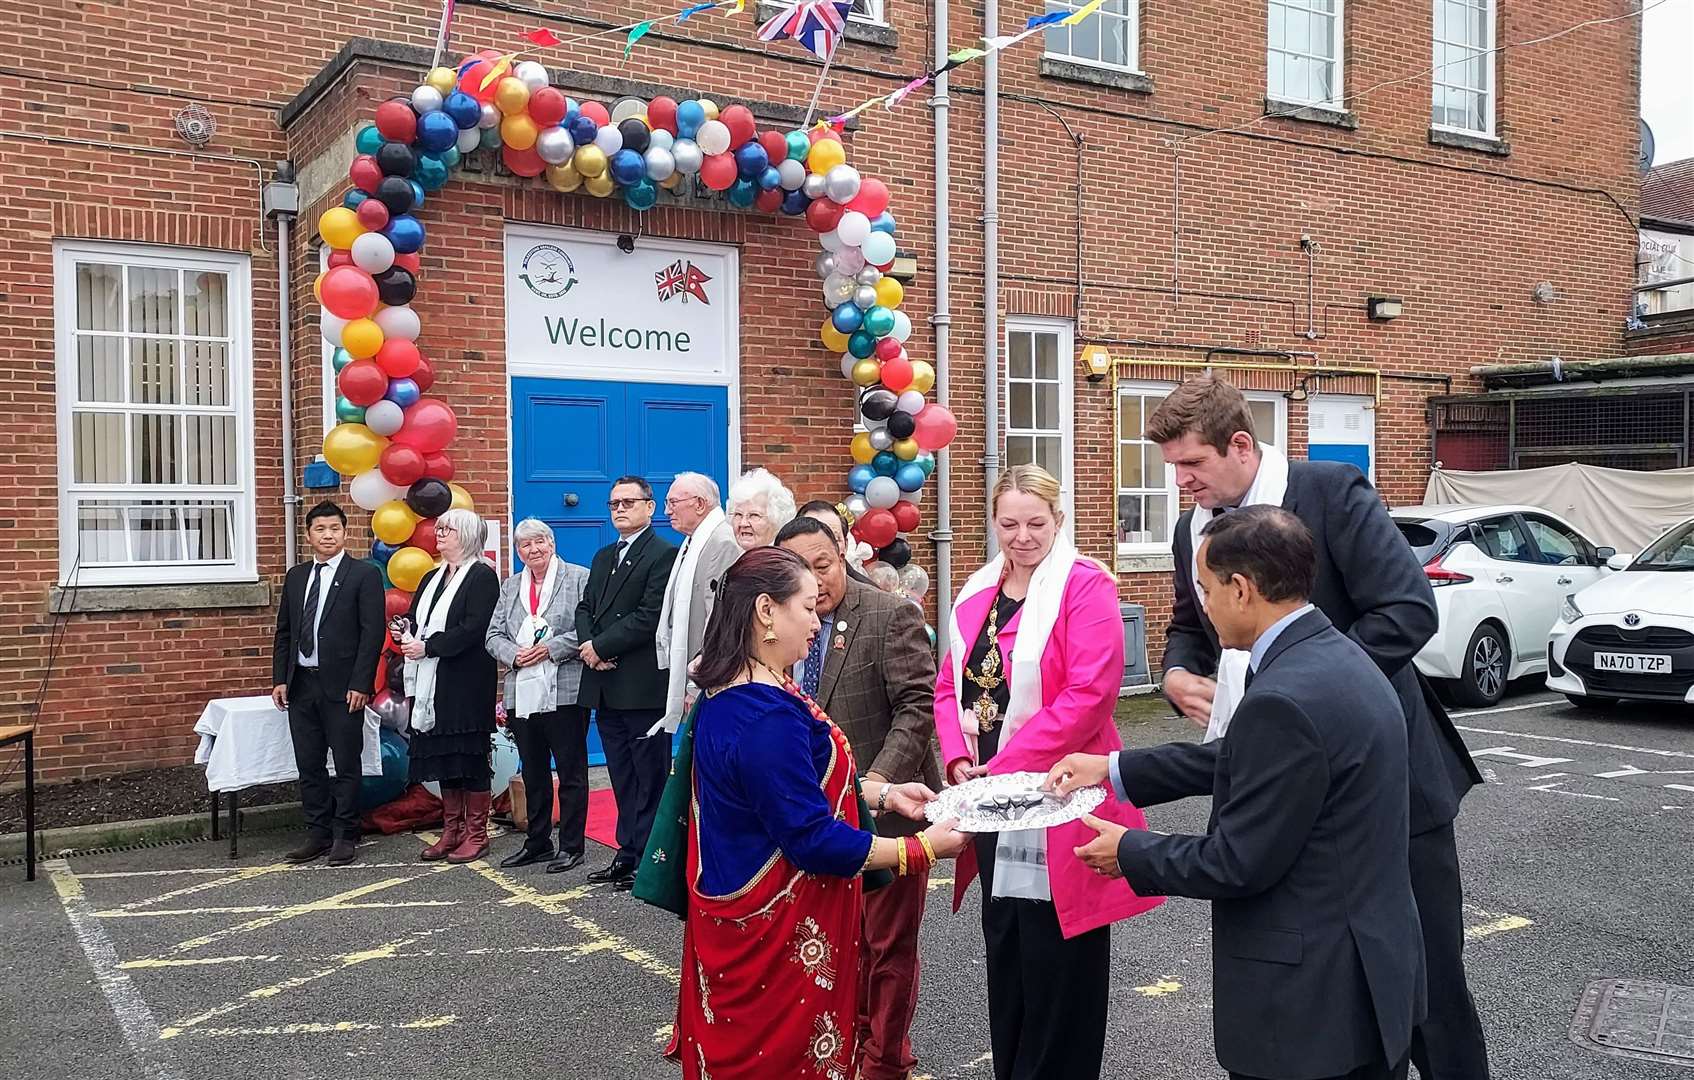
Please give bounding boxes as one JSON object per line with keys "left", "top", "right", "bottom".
{"left": 934, "top": 464, "right": 1164, "bottom": 1080}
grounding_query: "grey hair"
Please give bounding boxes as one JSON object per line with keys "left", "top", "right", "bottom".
{"left": 512, "top": 517, "right": 555, "bottom": 546}
{"left": 437, "top": 507, "right": 487, "bottom": 561}
{"left": 669, "top": 471, "right": 721, "bottom": 506}
{"left": 727, "top": 467, "right": 797, "bottom": 530}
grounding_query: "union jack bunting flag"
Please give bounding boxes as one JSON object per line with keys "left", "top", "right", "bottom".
{"left": 656, "top": 259, "right": 713, "bottom": 304}
{"left": 756, "top": 0, "right": 851, "bottom": 59}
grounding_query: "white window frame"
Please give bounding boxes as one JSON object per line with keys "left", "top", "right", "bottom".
{"left": 1003, "top": 317, "right": 1075, "bottom": 526}
{"left": 849, "top": 0, "right": 887, "bottom": 26}
{"left": 1041, "top": 0, "right": 1141, "bottom": 75}
{"left": 53, "top": 240, "right": 256, "bottom": 587}
{"left": 1267, "top": 0, "right": 1345, "bottom": 110}
{"left": 1430, "top": 0, "right": 1496, "bottom": 137}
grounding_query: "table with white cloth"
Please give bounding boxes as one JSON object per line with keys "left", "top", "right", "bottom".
{"left": 193, "top": 695, "right": 383, "bottom": 858}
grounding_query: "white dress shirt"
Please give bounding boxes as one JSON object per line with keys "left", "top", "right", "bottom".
{"left": 297, "top": 550, "right": 346, "bottom": 668}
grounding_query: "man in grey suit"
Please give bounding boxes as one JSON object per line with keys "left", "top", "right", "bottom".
{"left": 1055, "top": 507, "right": 1425, "bottom": 1080}
{"left": 655, "top": 471, "right": 742, "bottom": 729}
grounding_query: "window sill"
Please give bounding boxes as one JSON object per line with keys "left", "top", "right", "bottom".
{"left": 754, "top": 3, "right": 897, "bottom": 47}
{"left": 47, "top": 580, "right": 273, "bottom": 615}
{"left": 1116, "top": 552, "right": 1174, "bottom": 574}
{"left": 1264, "top": 98, "right": 1358, "bottom": 130}
{"left": 1039, "top": 57, "right": 1154, "bottom": 94}
{"left": 1429, "top": 128, "right": 1510, "bottom": 156}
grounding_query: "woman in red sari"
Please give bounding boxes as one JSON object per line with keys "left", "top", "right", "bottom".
{"left": 674, "top": 547, "right": 968, "bottom": 1079}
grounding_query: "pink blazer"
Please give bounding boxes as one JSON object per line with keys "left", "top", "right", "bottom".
{"left": 935, "top": 559, "right": 1164, "bottom": 938}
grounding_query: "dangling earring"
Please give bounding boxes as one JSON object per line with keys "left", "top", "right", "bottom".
{"left": 761, "top": 623, "right": 778, "bottom": 645}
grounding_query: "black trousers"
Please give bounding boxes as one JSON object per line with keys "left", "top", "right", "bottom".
{"left": 596, "top": 707, "right": 668, "bottom": 864}
{"left": 1231, "top": 1057, "right": 1409, "bottom": 1080}
{"left": 1409, "top": 823, "right": 1491, "bottom": 1080}
{"left": 510, "top": 705, "right": 589, "bottom": 855}
{"left": 977, "top": 833, "right": 1110, "bottom": 1080}
{"left": 287, "top": 668, "right": 362, "bottom": 841}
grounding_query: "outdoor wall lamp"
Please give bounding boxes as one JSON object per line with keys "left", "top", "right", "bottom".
{"left": 1079, "top": 343, "right": 1113, "bottom": 382}
{"left": 1366, "top": 296, "right": 1404, "bottom": 320}
{"left": 889, "top": 254, "right": 919, "bottom": 282}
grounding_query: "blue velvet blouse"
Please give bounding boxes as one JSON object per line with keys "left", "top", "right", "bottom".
{"left": 692, "top": 682, "right": 875, "bottom": 896}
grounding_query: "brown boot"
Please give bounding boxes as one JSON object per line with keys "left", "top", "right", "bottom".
{"left": 421, "top": 788, "right": 465, "bottom": 861}
{"left": 447, "top": 789, "right": 492, "bottom": 864}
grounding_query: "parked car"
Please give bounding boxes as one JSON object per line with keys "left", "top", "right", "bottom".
{"left": 1547, "top": 517, "right": 1694, "bottom": 709}
{"left": 1391, "top": 504, "right": 1614, "bottom": 706}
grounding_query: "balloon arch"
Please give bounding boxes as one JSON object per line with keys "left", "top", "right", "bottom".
{"left": 317, "top": 51, "right": 960, "bottom": 623}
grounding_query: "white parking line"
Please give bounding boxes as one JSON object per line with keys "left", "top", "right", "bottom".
{"left": 1455, "top": 725, "right": 1694, "bottom": 761}
{"left": 1450, "top": 700, "right": 1561, "bottom": 718}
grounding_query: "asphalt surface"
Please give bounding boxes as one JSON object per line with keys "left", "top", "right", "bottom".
{"left": 2, "top": 687, "right": 1691, "bottom": 1080}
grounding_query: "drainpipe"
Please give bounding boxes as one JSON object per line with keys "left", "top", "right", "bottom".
{"left": 265, "top": 165, "right": 301, "bottom": 566}
{"left": 982, "top": 0, "right": 1002, "bottom": 558}
{"left": 929, "top": 0, "right": 956, "bottom": 653}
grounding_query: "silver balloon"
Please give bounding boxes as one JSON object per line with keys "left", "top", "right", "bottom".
{"left": 840, "top": 352, "right": 860, "bottom": 379}
{"left": 456, "top": 125, "right": 481, "bottom": 154}
{"left": 645, "top": 146, "right": 676, "bottom": 182}
{"left": 868, "top": 428, "right": 895, "bottom": 450}
{"left": 845, "top": 494, "right": 869, "bottom": 518}
{"left": 803, "top": 173, "right": 828, "bottom": 200}
{"left": 478, "top": 102, "right": 501, "bottom": 130}
{"left": 823, "top": 273, "right": 856, "bottom": 305}
{"left": 835, "top": 248, "right": 866, "bottom": 274}
{"left": 536, "top": 127, "right": 576, "bottom": 165}
{"left": 370, "top": 692, "right": 410, "bottom": 733}
{"left": 825, "top": 164, "right": 862, "bottom": 204}
{"left": 648, "top": 128, "right": 675, "bottom": 151}
{"left": 672, "top": 139, "right": 704, "bottom": 174}
{"left": 856, "top": 266, "right": 883, "bottom": 286}
{"left": 778, "top": 158, "right": 807, "bottom": 191}
{"left": 898, "top": 485, "right": 925, "bottom": 505}
{"left": 896, "top": 390, "right": 926, "bottom": 414}
{"left": 865, "top": 475, "right": 901, "bottom": 509}
{"left": 815, "top": 251, "right": 839, "bottom": 278}
{"left": 853, "top": 284, "right": 879, "bottom": 310}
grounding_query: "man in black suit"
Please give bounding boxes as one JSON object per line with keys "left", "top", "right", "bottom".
{"left": 1054, "top": 507, "right": 1425, "bottom": 1080}
{"left": 271, "top": 501, "right": 385, "bottom": 866}
{"left": 1148, "top": 377, "right": 1487, "bottom": 1080}
{"left": 576, "top": 476, "right": 679, "bottom": 890}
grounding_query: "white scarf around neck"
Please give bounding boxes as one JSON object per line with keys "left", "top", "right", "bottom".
{"left": 513, "top": 556, "right": 562, "bottom": 718}
{"left": 409, "top": 560, "right": 474, "bottom": 733}
{"left": 655, "top": 506, "right": 726, "bottom": 732}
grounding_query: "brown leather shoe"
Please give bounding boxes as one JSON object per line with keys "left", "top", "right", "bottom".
{"left": 446, "top": 789, "right": 492, "bottom": 864}
{"left": 421, "top": 788, "right": 466, "bottom": 861}
{"left": 326, "top": 839, "right": 358, "bottom": 866}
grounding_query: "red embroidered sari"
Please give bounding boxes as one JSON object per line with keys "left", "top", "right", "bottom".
{"left": 674, "top": 687, "right": 866, "bottom": 1080}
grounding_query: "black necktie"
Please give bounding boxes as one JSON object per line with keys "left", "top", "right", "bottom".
{"left": 614, "top": 539, "right": 629, "bottom": 571}
{"left": 300, "top": 562, "right": 325, "bottom": 658}
{"left": 1244, "top": 665, "right": 1256, "bottom": 692}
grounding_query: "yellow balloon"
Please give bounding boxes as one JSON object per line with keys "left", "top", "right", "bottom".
{"left": 851, "top": 358, "right": 882, "bottom": 387}
{"left": 448, "top": 483, "right": 475, "bottom": 512}
{"left": 501, "top": 113, "right": 539, "bottom": 150}
{"left": 341, "top": 317, "right": 384, "bottom": 359}
{"left": 850, "top": 432, "right": 876, "bottom": 464}
{"left": 426, "top": 66, "right": 458, "bottom": 95}
{"left": 322, "top": 423, "right": 388, "bottom": 476}
{"left": 699, "top": 98, "right": 719, "bottom": 121}
{"left": 371, "top": 500, "right": 421, "bottom": 546}
{"left": 574, "top": 145, "right": 608, "bottom": 178}
{"left": 659, "top": 171, "right": 684, "bottom": 190}
{"left": 893, "top": 437, "right": 921, "bottom": 461}
{"left": 494, "top": 76, "right": 531, "bottom": 116}
{"left": 821, "top": 319, "right": 850, "bottom": 353}
{"left": 318, "top": 206, "right": 364, "bottom": 251}
{"left": 584, "top": 173, "right": 616, "bottom": 198}
{"left": 807, "top": 137, "right": 846, "bottom": 177}
{"left": 312, "top": 271, "right": 326, "bottom": 305}
{"left": 545, "top": 162, "right": 582, "bottom": 192}
{"left": 908, "top": 360, "right": 936, "bottom": 394}
{"left": 875, "top": 276, "right": 905, "bottom": 309}
{"left": 387, "top": 546, "right": 436, "bottom": 593}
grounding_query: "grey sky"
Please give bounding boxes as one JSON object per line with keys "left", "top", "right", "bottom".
{"left": 1642, "top": 0, "right": 1694, "bottom": 167}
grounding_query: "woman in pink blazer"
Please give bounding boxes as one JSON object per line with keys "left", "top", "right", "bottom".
{"left": 935, "top": 465, "right": 1162, "bottom": 1080}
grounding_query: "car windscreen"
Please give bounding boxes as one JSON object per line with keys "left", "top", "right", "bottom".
{"left": 1395, "top": 519, "right": 1452, "bottom": 564}
{"left": 1634, "top": 520, "right": 1694, "bottom": 570}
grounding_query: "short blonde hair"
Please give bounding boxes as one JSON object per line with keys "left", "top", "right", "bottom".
{"left": 992, "top": 464, "right": 1063, "bottom": 517}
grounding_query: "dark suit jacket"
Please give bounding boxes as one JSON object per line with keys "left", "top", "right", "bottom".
{"left": 407, "top": 561, "right": 501, "bottom": 736}
{"left": 271, "top": 555, "right": 385, "bottom": 699}
{"left": 1165, "top": 459, "right": 1482, "bottom": 833}
{"left": 814, "top": 579, "right": 942, "bottom": 837}
{"left": 1117, "top": 610, "right": 1426, "bottom": 1080}
{"left": 575, "top": 528, "right": 678, "bottom": 712}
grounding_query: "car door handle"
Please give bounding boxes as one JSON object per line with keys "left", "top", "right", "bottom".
{"left": 1496, "top": 575, "right": 1513, "bottom": 584}
{"left": 1557, "top": 576, "right": 1572, "bottom": 585}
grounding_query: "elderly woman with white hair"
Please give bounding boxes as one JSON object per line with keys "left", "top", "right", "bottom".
{"left": 726, "top": 467, "right": 796, "bottom": 551}
{"left": 485, "top": 518, "right": 592, "bottom": 873}
{"left": 400, "top": 507, "right": 501, "bottom": 863}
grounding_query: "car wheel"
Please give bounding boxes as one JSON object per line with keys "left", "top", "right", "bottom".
{"left": 1565, "top": 694, "right": 1618, "bottom": 710}
{"left": 1455, "top": 623, "right": 1508, "bottom": 707}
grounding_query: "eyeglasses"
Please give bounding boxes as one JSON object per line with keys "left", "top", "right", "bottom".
{"left": 607, "top": 498, "right": 652, "bottom": 510}
{"left": 663, "top": 495, "right": 703, "bottom": 509}
{"left": 434, "top": 525, "right": 457, "bottom": 535}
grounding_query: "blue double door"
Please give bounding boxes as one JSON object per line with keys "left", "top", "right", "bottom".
{"left": 511, "top": 376, "right": 730, "bottom": 764}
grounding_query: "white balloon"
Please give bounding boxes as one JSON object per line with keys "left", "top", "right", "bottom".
{"left": 363, "top": 399, "right": 405, "bottom": 437}
{"left": 594, "top": 125, "right": 624, "bottom": 155}
{"left": 835, "top": 248, "right": 866, "bottom": 274}
{"left": 778, "top": 158, "right": 807, "bottom": 191}
{"left": 896, "top": 390, "right": 926, "bottom": 414}
{"left": 696, "top": 119, "right": 731, "bottom": 156}
{"left": 374, "top": 304, "right": 421, "bottom": 342}
{"left": 868, "top": 428, "right": 894, "bottom": 450}
{"left": 672, "top": 139, "right": 704, "bottom": 173}
{"left": 514, "top": 61, "right": 551, "bottom": 91}
{"left": 536, "top": 126, "right": 576, "bottom": 164}
{"left": 410, "top": 85, "right": 443, "bottom": 114}
{"left": 349, "top": 468, "right": 405, "bottom": 512}
{"left": 836, "top": 211, "right": 871, "bottom": 247}
{"left": 824, "top": 164, "right": 862, "bottom": 203}
{"left": 865, "top": 476, "right": 901, "bottom": 509}
{"left": 478, "top": 102, "right": 501, "bottom": 129}
{"left": 891, "top": 310, "right": 914, "bottom": 342}
{"left": 861, "top": 230, "right": 897, "bottom": 265}
{"left": 820, "top": 229, "right": 847, "bottom": 252}
{"left": 351, "top": 232, "right": 395, "bottom": 275}
{"left": 840, "top": 352, "right": 860, "bottom": 380}
{"left": 803, "top": 173, "right": 828, "bottom": 200}
{"left": 648, "top": 128, "right": 675, "bottom": 151}
{"left": 645, "top": 147, "right": 676, "bottom": 181}
{"left": 320, "top": 310, "right": 349, "bottom": 347}
{"left": 898, "top": 486, "right": 924, "bottom": 505}
{"left": 611, "top": 97, "right": 646, "bottom": 123}
{"left": 845, "top": 494, "right": 869, "bottom": 517}
{"left": 456, "top": 125, "right": 482, "bottom": 153}
{"left": 823, "top": 272, "right": 856, "bottom": 304}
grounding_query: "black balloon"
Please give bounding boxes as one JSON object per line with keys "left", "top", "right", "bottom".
{"left": 886, "top": 410, "right": 917, "bottom": 440}
{"left": 877, "top": 538, "right": 912, "bottom": 569}
{"left": 377, "top": 142, "right": 417, "bottom": 178}
{"left": 617, "top": 118, "right": 651, "bottom": 155}
{"left": 374, "top": 266, "right": 417, "bottom": 307}
{"left": 376, "top": 174, "right": 416, "bottom": 215}
{"left": 406, "top": 477, "right": 452, "bottom": 518}
{"left": 860, "top": 388, "right": 898, "bottom": 422}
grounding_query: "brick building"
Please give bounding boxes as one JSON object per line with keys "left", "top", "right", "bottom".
{"left": 0, "top": 0, "right": 1643, "bottom": 782}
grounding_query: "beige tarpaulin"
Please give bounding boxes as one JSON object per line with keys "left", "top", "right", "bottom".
{"left": 1423, "top": 463, "right": 1694, "bottom": 552}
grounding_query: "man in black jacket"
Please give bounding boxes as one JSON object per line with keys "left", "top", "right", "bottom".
{"left": 1055, "top": 507, "right": 1425, "bottom": 1080}
{"left": 576, "top": 476, "right": 679, "bottom": 889}
{"left": 1146, "top": 378, "right": 1487, "bottom": 1080}
{"left": 271, "top": 501, "right": 385, "bottom": 866}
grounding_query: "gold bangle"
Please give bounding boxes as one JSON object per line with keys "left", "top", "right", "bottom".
{"left": 860, "top": 839, "right": 878, "bottom": 875}
{"left": 916, "top": 832, "right": 936, "bottom": 870}
{"left": 895, "top": 837, "right": 908, "bottom": 877}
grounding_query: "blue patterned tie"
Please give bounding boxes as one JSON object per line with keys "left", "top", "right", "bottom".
{"left": 802, "top": 629, "right": 826, "bottom": 699}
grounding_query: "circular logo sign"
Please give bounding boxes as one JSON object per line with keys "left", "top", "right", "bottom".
{"left": 1624, "top": 613, "right": 1642, "bottom": 627}
{"left": 519, "top": 244, "right": 578, "bottom": 299}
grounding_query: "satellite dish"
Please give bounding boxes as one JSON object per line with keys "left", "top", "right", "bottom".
{"left": 1640, "top": 118, "right": 1655, "bottom": 174}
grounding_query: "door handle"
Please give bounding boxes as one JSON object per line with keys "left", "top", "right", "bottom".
{"left": 1557, "top": 576, "right": 1572, "bottom": 585}
{"left": 1496, "top": 575, "right": 1513, "bottom": 584}
{"left": 563, "top": 492, "right": 580, "bottom": 507}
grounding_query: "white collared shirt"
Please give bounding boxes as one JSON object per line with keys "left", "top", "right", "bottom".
{"left": 614, "top": 526, "right": 649, "bottom": 569}
{"left": 298, "top": 550, "right": 346, "bottom": 668}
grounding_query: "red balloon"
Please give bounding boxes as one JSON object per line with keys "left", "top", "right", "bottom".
{"left": 892, "top": 501, "right": 921, "bottom": 533}
{"left": 758, "top": 130, "right": 787, "bottom": 164}
{"left": 383, "top": 587, "right": 413, "bottom": 623}
{"left": 880, "top": 356, "right": 914, "bottom": 392}
{"left": 422, "top": 449, "right": 454, "bottom": 481}
{"left": 337, "top": 359, "right": 389, "bottom": 407}
{"left": 327, "top": 250, "right": 355, "bottom": 268}
{"left": 502, "top": 144, "right": 547, "bottom": 177}
{"left": 699, "top": 153, "right": 737, "bottom": 192}
{"left": 579, "top": 100, "right": 611, "bottom": 127}
{"left": 720, "top": 104, "right": 756, "bottom": 149}
{"left": 410, "top": 354, "right": 435, "bottom": 391}
{"left": 375, "top": 339, "right": 421, "bottom": 378}
{"left": 374, "top": 99, "right": 418, "bottom": 143}
{"left": 321, "top": 266, "right": 379, "bottom": 320}
{"left": 459, "top": 60, "right": 500, "bottom": 104}
{"left": 810, "top": 127, "right": 841, "bottom": 144}
{"left": 754, "top": 188, "right": 783, "bottom": 213}
{"left": 349, "top": 154, "right": 384, "bottom": 194}
{"left": 392, "top": 397, "right": 458, "bottom": 453}
{"left": 379, "top": 442, "right": 427, "bottom": 486}
{"left": 647, "top": 96, "right": 679, "bottom": 135}
{"left": 855, "top": 508, "right": 898, "bottom": 548}
{"left": 847, "top": 177, "right": 891, "bottom": 218}
{"left": 355, "top": 198, "right": 390, "bottom": 231}
{"left": 409, "top": 517, "right": 440, "bottom": 556}
{"left": 875, "top": 336, "right": 903, "bottom": 361}
{"left": 913, "top": 404, "right": 959, "bottom": 451}
{"left": 806, "top": 197, "right": 845, "bottom": 233}
{"left": 530, "top": 86, "right": 568, "bottom": 126}
{"left": 393, "top": 251, "right": 423, "bottom": 274}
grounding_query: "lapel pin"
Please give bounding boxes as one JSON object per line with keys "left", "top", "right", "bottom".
{"left": 836, "top": 620, "right": 847, "bottom": 632}
{"left": 833, "top": 634, "right": 846, "bottom": 649}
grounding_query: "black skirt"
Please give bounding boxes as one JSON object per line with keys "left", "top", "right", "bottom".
{"left": 409, "top": 711, "right": 493, "bottom": 782}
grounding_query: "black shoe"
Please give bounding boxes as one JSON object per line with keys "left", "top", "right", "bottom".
{"left": 500, "top": 844, "right": 556, "bottom": 869}
{"left": 285, "top": 838, "right": 332, "bottom": 864}
{"left": 326, "top": 839, "right": 358, "bottom": 866}
{"left": 545, "top": 851, "right": 586, "bottom": 874}
{"left": 612, "top": 872, "right": 637, "bottom": 891}
{"left": 586, "top": 858, "right": 634, "bottom": 884}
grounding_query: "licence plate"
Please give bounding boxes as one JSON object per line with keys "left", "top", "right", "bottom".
{"left": 1594, "top": 652, "right": 1672, "bottom": 674}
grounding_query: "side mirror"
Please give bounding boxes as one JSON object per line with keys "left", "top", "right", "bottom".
{"left": 1606, "top": 552, "right": 1634, "bottom": 572}
{"left": 1595, "top": 546, "right": 1615, "bottom": 562}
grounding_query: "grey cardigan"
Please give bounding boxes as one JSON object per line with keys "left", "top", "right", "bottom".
{"left": 485, "top": 559, "right": 592, "bottom": 711}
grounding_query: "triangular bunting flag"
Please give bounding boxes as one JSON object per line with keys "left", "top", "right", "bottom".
{"left": 524, "top": 27, "right": 562, "bottom": 47}
{"left": 625, "top": 19, "right": 657, "bottom": 57}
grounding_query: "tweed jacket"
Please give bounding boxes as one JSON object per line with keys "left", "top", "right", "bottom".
{"left": 486, "top": 559, "right": 592, "bottom": 710}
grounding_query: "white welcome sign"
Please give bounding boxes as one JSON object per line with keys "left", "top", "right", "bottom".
{"left": 504, "top": 224, "right": 739, "bottom": 384}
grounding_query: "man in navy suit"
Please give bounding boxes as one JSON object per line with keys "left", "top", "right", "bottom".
{"left": 1054, "top": 507, "right": 1425, "bottom": 1080}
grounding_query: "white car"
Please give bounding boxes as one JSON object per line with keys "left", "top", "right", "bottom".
{"left": 1391, "top": 505, "right": 1614, "bottom": 706}
{"left": 1547, "top": 517, "right": 1694, "bottom": 709}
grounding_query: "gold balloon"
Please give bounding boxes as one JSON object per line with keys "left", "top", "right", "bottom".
{"left": 850, "top": 431, "right": 876, "bottom": 464}
{"left": 893, "top": 437, "right": 921, "bottom": 461}
{"left": 317, "top": 207, "right": 364, "bottom": 251}
{"left": 371, "top": 500, "right": 421, "bottom": 545}
{"left": 387, "top": 546, "right": 436, "bottom": 593}
{"left": 699, "top": 98, "right": 720, "bottom": 121}
{"left": 448, "top": 482, "right": 476, "bottom": 512}
{"left": 341, "top": 317, "right": 384, "bottom": 359}
{"left": 573, "top": 145, "right": 608, "bottom": 178}
{"left": 426, "top": 67, "right": 458, "bottom": 95}
{"left": 850, "top": 358, "right": 882, "bottom": 387}
{"left": 659, "top": 171, "right": 684, "bottom": 190}
{"left": 584, "top": 173, "right": 616, "bottom": 198}
{"left": 821, "top": 319, "right": 850, "bottom": 353}
{"left": 501, "top": 113, "right": 539, "bottom": 150}
{"left": 322, "top": 423, "right": 387, "bottom": 476}
{"left": 807, "top": 137, "right": 846, "bottom": 177}
{"left": 494, "top": 76, "right": 532, "bottom": 116}
{"left": 546, "top": 162, "right": 582, "bottom": 192}
{"left": 908, "top": 360, "right": 936, "bottom": 394}
{"left": 874, "top": 276, "right": 905, "bottom": 309}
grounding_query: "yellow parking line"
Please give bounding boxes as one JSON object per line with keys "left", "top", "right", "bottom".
{"left": 171, "top": 1015, "right": 457, "bottom": 1039}
{"left": 162, "top": 869, "right": 451, "bottom": 955}
{"left": 1133, "top": 977, "right": 1182, "bottom": 997}
{"left": 115, "top": 865, "right": 290, "bottom": 912}
{"left": 97, "top": 900, "right": 461, "bottom": 918}
{"left": 1465, "top": 914, "right": 1533, "bottom": 941}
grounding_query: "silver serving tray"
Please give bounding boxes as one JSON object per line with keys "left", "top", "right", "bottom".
{"left": 924, "top": 770, "right": 1106, "bottom": 833}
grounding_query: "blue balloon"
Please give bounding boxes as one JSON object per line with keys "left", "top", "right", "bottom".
{"left": 385, "top": 377, "right": 421, "bottom": 408}
{"left": 413, "top": 154, "right": 449, "bottom": 192}
{"left": 384, "top": 215, "right": 425, "bottom": 254}
{"left": 727, "top": 178, "right": 757, "bottom": 209}
{"left": 676, "top": 99, "right": 705, "bottom": 138}
{"left": 848, "top": 465, "right": 876, "bottom": 494}
{"left": 444, "top": 91, "right": 482, "bottom": 130}
{"left": 565, "top": 97, "right": 581, "bottom": 121}
{"left": 625, "top": 179, "right": 659, "bottom": 212}
{"left": 848, "top": 329, "right": 877, "bottom": 358}
{"left": 343, "top": 189, "right": 369, "bottom": 210}
{"left": 831, "top": 302, "right": 865, "bottom": 333}
{"left": 609, "top": 148, "right": 646, "bottom": 186}
{"left": 417, "top": 110, "right": 459, "bottom": 154}
{"left": 872, "top": 451, "right": 899, "bottom": 477}
{"left": 734, "top": 142, "right": 770, "bottom": 180}
{"left": 870, "top": 212, "right": 897, "bottom": 235}
{"left": 371, "top": 540, "right": 401, "bottom": 564}
{"left": 758, "top": 165, "right": 782, "bottom": 191}
{"left": 568, "top": 114, "right": 598, "bottom": 144}
{"left": 409, "top": 180, "right": 427, "bottom": 209}
{"left": 896, "top": 463, "right": 927, "bottom": 492}
{"left": 781, "top": 189, "right": 810, "bottom": 215}
{"left": 355, "top": 124, "right": 385, "bottom": 155}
